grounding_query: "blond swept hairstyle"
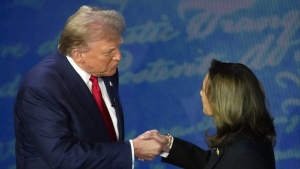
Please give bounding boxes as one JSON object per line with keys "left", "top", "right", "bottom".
{"left": 205, "top": 59, "right": 276, "bottom": 148}
{"left": 58, "top": 5, "right": 125, "bottom": 56}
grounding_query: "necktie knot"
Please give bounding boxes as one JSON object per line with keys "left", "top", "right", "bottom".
{"left": 89, "top": 75, "right": 98, "bottom": 84}
{"left": 90, "top": 75, "right": 100, "bottom": 92}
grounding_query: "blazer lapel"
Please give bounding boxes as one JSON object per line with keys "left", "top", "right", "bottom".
{"left": 205, "top": 147, "right": 224, "bottom": 169}
{"left": 55, "top": 51, "right": 111, "bottom": 140}
{"left": 103, "top": 74, "right": 124, "bottom": 140}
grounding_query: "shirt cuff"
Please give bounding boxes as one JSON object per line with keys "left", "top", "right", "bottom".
{"left": 129, "top": 140, "right": 134, "bottom": 169}
{"left": 160, "top": 136, "right": 174, "bottom": 158}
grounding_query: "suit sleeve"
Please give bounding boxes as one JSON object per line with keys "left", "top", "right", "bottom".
{"left": 15, "top": 86, "right": 132, "bottom": 169}
{"left": 162, "top": 137, "right": 211, "bottom": 169}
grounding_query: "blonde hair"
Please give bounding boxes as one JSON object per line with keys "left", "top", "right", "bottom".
{"left": 58, "top": 5, "right": 125, "bottom": 56}
{"left": 205, "top": 59, "right": 276, "bottom": 148}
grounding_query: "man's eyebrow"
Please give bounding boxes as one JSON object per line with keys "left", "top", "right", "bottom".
{"left": 103, "top": 48, "right": 115, "bottom": 53}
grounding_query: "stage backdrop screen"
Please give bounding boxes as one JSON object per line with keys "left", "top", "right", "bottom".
{"left": 0, "top": 0, "right": 299, "bottom": 168}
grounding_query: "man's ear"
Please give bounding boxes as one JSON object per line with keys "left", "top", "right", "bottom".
{"left": 71, "top": 49, "right": 84, "bottom": 63}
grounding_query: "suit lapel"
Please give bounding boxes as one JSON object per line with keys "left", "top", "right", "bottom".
{"left": 102, "top": 73, "right": 124, "bottom": 140}
{"left": 54, "top": 51, "right": 111, "bottom": 140}
{"left": 205, "top": 147, "right": 224, "bottom": 169}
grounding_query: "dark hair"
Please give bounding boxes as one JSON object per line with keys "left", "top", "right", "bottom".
{"left": 205, "top": 59, "right": 276, "bottom": 148}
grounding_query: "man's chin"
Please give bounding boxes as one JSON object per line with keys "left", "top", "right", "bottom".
{"left": 104, "top": 69, "right": 117, "bottom": 77}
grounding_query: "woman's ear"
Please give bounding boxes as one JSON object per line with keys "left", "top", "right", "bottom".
{"left": 206, "top": 107, "right": 214, "bottom": 116}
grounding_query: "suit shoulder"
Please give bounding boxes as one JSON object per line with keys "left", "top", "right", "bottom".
{"left": 23, "top": 52, "right": 64, "bottom": 87}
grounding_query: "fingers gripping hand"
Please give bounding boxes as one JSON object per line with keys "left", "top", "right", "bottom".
{"left": 133, "top": 136, "right": 168, "bottom": 161}
{"left": 138, "top": 130, "right": 158, "bottom": 139}
{"left": 140, "top": 130, "right": 168, "bottom": 145}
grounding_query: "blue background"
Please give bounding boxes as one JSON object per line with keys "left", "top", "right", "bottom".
{"left": 0, "top": 0, "right": 299, "bottom": 168}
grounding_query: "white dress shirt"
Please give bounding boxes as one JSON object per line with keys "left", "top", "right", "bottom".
{"left": 66, "top": 56, "right": 134, "bottom": 168}
{"left": 66, "top": 55, "right": 119, "bottom": 139}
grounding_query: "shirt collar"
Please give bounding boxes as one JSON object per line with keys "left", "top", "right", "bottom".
{"left": 66, "top": 55, "right": 91, "bottom": 86}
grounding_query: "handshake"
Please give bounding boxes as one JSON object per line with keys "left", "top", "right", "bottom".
{"left": 132, "top": 129, "right": 172, "bottom": 161}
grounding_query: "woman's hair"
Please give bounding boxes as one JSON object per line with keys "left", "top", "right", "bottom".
{"left": 58, "top": 5, "right": 125, "bottom": 56}
{"left": 204, "top": 59, "right": 276, "bottom": 148}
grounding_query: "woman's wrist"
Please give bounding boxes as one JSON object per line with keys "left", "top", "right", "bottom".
{"left": 165, "top": 133, "right": 173, "bottom": 149}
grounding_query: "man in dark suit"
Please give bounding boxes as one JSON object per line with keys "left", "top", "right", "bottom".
{"left": 14, "top": 5, "right": 167, "bottom": 169}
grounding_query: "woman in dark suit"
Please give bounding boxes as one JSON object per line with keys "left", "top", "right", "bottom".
{"left": 142, "top": 59, "right": 276, "bottom": 169}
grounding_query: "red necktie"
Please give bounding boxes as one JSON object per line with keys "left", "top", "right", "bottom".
{"left": 90, "top": 75, "right": 117, "bottom": 141}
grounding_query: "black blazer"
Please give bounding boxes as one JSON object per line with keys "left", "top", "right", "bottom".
{"left": 162, "top": 137, "right": 275, "bottom": 169}
{"left": 14, "top": 51, "right": 132, "bottom": 169}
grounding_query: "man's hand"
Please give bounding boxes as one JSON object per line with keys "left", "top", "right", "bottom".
{"left": 140, "top": 130, "right": 169, "bottom": 145}
{"left": 132, "top": 130, "right": 169, "bottom": 161}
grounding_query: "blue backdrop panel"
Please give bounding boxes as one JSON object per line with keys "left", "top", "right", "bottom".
{"left": 0, "top": 0, "right": 299, "bottom": 168}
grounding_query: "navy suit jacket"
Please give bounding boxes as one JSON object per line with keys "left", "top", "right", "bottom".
{"left": 162, "top": 137, "right": 276, "bottom": 169}
{"left": 14, "top": 51, "right": 132, "bottom": 169}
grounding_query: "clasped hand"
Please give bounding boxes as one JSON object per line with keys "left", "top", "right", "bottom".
{"left": 133, "top": 130, "right": 170, "bottom": 161}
